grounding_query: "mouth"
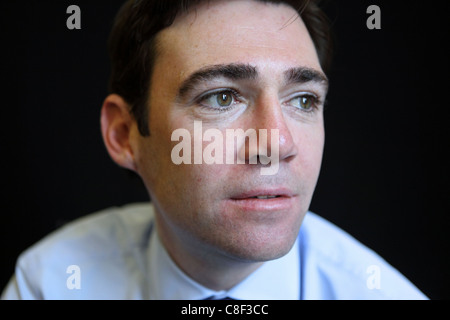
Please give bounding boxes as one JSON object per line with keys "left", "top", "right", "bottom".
{"left": 249, "top": 195, "right": 281, "bottom": 199}
{"left": 228, "top": 188, "right": 296, "bottom": 211}
{"left": 230, "top": 188, "right": 295, "bottom": 200}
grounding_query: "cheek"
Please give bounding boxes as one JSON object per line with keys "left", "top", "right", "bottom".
{"left": 134, "top": 112, "right": 189, "bottom": 210}
{"left": 293, "top": 123, "right": 325, "bottom": 180}
{"left": 136, "top": 120, "right": 226, "bottom": 215}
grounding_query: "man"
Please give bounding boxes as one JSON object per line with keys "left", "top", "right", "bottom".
{"left": 2, "top": 0, "right": 426, "bottom": 299}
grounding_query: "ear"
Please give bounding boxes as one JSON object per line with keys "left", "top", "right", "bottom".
{"left": 100, "top": 94, "right": 138, "bottom": 171}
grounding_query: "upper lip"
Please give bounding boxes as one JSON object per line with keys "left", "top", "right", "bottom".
{"left": 230, "top": 188, "right": 296, "bottom": 200}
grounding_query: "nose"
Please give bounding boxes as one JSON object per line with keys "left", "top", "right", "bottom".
{"left": 237, "top": 93, "right": 298, "bottom": 166}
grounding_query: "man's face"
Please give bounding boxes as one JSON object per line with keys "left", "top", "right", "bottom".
{"left": 134, "top": 0, "right": 327, "bottom": 262}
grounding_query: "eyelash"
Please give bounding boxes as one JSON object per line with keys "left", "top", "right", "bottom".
{"left": 196, "top": 89, "right": 243, "bottom": 112}
{"left": 285, "top": 93, "right": 321, "bottom": 113}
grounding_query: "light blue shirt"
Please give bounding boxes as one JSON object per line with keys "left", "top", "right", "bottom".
{"left": 1, "top": 203, "right": 427, "bottom": 300}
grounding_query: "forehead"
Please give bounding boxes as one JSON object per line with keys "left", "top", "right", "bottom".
{"left": 155, "top": 0, "right": 322, "bottom": 85}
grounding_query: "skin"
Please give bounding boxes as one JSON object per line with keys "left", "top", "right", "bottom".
{"left": 101, "top": 0, "right": 328, "bottom": 291}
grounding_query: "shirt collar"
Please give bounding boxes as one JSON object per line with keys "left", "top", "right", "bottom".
{"left": 147, "top": 227, "right": 300, "bottom": 300}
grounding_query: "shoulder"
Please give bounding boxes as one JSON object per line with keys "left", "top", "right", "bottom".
{"left": 23, "top": 202, "right": 154, "bottom": 261}
{"left": 299, "top": 212, "right": 427, "bottom": 300}
{"left": 3, "top": 202, "right": 154, "bottom": 299}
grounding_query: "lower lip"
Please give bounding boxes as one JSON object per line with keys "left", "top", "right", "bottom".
{"left": 227, "top": 196, "right": 295, "bottom": 211}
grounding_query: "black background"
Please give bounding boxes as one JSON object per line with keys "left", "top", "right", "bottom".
{"left": 1, "top": 1, "right": 449, "bottom": 299}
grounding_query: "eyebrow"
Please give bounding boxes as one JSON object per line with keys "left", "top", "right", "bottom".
{"left": 177, "top": 63, "right": 328, "bottom": 99}
{"left": 177, "top": 64, "right": 258, "bottom": 99}
{"left": 284, "top": 67, "right": 328, "bottom": 88}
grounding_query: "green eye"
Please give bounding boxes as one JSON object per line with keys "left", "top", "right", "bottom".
{"left": 217, "top": 92, "right": 233, "bottom": 107}
{"left": 289, "top": 94, "right": 317, "bottom": 111}
{"left": 300, "top": 96, "right": 313, "bottom": 110}
{"left": 199, "top": 89, "right": 240, "bottom": 110}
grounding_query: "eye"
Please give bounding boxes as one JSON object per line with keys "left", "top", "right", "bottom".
{"left": 216, "top": 92, "right": 233, "bottom": 107}
{"left": 198, "top": 89, "right": 242, "bottom": 110}
{"left": 287, "top": 94, "right": 318, "bottom": 112}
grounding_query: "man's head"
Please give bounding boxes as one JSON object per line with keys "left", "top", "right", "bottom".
{"left": 101, "top": 0, "right": 331, "bottom": 281}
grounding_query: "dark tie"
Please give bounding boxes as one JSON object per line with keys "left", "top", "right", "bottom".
{"left": 203, "top": 296, "right": 235, "bottom": 300}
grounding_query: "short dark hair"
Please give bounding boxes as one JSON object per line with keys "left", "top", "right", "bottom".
{"left": 108, "top": 0, "right": 333, "bottom": 136}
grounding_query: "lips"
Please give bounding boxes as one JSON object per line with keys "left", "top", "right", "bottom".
{"left": 228, "top": 188, "right": 296, "bottom": 212}
{"left": 230, "top": 188, "right": 295, "bottom": 200}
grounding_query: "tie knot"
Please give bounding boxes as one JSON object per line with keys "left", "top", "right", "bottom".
{"left": 203, "top": 295, "right": 235, "bottom": 300}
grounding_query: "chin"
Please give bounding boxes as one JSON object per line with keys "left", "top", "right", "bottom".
{"left": 213, "top": 225, "right": 300, "bottom": 263}
{"left": 199, "top": 201, "right": 306, "bottom": 263}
